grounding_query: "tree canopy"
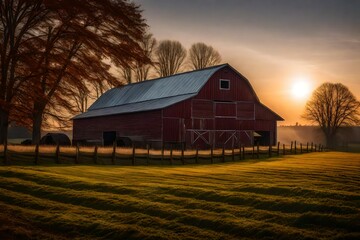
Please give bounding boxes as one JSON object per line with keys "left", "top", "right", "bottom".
{"left": 155, "top": 40, "right": 186, "bottom": 77}
{"left": 189, "top": 42, "right": 221, "bottom": 70}
{"left": 0, "top": 0, "right": 150, "bottom": 144}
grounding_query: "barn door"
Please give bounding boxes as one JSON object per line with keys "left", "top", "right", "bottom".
{"left": 103, "top": 131, "right": 116, "bottom": 146}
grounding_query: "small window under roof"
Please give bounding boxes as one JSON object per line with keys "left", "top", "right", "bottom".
{"left": 220, "top": 79, "right": 230, "bottom": 90}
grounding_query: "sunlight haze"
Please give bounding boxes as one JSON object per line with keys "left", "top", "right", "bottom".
{"left": 135, "top": 0, "right": 360, "bottom": 125}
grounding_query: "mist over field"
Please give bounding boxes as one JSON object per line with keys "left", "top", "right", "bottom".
{"left": 278, "top": 126, "right": 360, "bottom": 148}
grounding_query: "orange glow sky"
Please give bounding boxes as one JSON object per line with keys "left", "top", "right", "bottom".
{"left": 135, "top": 0, "right": 360, "bottom": 125}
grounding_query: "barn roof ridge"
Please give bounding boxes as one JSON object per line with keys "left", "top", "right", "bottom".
{"left": 122, "top": 63, "right": 229, "bottom": 88}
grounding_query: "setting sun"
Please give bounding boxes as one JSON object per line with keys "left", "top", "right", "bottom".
{"left": 291, "top": 77, "right": 312, "bottom": 100}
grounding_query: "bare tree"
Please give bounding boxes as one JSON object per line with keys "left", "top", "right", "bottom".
{"left": 134, "top": 33, "right": 156, "bottom": 81}
{"left": 121, "top": 66, "right": 133, "bottom": 84}
{"left": 72, "top": 86, "right": 89, "bottom": 113}
{"left": 155, "top": 40, "right": 186, "bottom": 77}
{"left": 189, "top": 42, "right": 221, "bottom": 70}
{"left": 302, "top": 83, "right": 360, "bottom": 148}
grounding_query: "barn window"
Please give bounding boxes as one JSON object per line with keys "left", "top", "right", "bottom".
{"left": 220, "top": 79, "right": 230, "bottom": 90}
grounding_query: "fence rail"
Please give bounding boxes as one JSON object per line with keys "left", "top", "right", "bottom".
{"left": 0, "top": 141, "right": 324, "bottom": 166}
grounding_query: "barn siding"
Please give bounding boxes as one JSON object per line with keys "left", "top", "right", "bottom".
{"left": 163, "top": 118, "right": 183, "bottom": 142}
{"left": 215, "top": 118, "right": 237, "bottom": 130}
{"left": 254, "top": 120, "right": 275, "bottom": 131}
{"left": 255, "top": 103, "right": 279, "bottom": 120}
{"left": 195, "top": 66, "right": 258, "bottom": 102}
{"left": 73, "top": 110, "right": 162, "bottom": 143}
{"left": 163, "top": 99, "right": 191, "bottom": 118}
{"left": 191, "top": 99, "right": 213, "bottom": 118}
{"left": 237, "top": 102, "right": 255, "bottom": 119}
{"left": 215, "top": 102, "right": 236, "bottom": 117}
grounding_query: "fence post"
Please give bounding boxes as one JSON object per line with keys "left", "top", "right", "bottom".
{"left": 311, "top": 142, "right": 313, "bottom": 152}
{"left": 222, "top": 145, "right": 225, "bottom": 163}
{"left": 283, "top": 144, "right": 285, "bottom": 155}
{"left": 294, "top": 141, "right": 297, "bottom": 154}
{"left": 195, "top": 146, "right": 199, "bottom": 164}
{"left": 257, "top": 142, "right": 260, "bottom": 159}
{"left": 161, "top": 144, "right": 164, "bottom": 164}
{"left": 181, "top": 145, "right": 184, "bottom": 165}
{"left": 238, "top": 142, "right": 242, "bottom": 160}
{"left": 94, "top": 146, "right": 98, "bottom": 164}
{"left": 111, "top": 142, "right": 116, "bottom": 165}
{"left": 232, "top": 146, "right": 235, "bottom": 161}
{"left": 55, "top": 144, "right": 60, "bottom": 164}
{"left": 290, "top": 141, "right": 293, "bottom": 154}
{"left": 252, "top": 144, "right": 255, "bottom": 159}
{"left": 300, "top": 143, "right": 303, "bottom": 154}
{"left": 242, "top": 145, "right": 245, "bottom": 160}
{"left": 132, "top": 145, "right": 135, "bottom": 166}
{"left": 75, "top": 143, "right": 80, "bottom": 164}
{"left": 239, "top": 144, "right": 242, "bottom": 160}
{"left": 3, "top": 141, "right": 8, "bottom": 164}
{"left": 34, "top": 144, "right": 39, "bottom": 165}
{"left": 146, "top": 144, "right": 150, "bottom": 165}
{"left": 306, "top": 142, "right": 309, "bottom": 153}
{"left": 211, "top": 147, "right": 213, "bottom": 164}
{"left": 268, "top": 144, "right": 272, "bottom": 158}
{"left": 170, "top": 145, "right": 173, "bottom": 165}
{"left": 277, "top": 142, "right": 280, "bottom": 156}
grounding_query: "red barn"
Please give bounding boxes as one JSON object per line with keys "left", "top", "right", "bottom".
{"left": 73, "top": 64, "right": 283, "bottom": 148}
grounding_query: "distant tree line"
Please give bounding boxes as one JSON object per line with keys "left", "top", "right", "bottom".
{"left": 120, "top": 39, "right": 222, "bottom": 82}
{"left": 0, "top": 0, "right": 223, "bottom": 145}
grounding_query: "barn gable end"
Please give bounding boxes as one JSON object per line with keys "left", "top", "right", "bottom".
{"left": 73, "top": 64, "right": 283, "bottom": 148}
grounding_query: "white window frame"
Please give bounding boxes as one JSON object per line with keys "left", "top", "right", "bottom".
{"left": 219, "top": 79, "right": 230, "bottom": 90}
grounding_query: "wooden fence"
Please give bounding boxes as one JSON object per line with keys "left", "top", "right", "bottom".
{"left": 0, "top": 141, "right": 324, "bottom": 166}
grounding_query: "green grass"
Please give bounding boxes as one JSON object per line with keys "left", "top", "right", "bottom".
{"left": 0, "top": 152, "right": 359, "bottom": 239}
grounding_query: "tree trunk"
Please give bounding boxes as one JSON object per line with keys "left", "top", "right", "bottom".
{"left": 0, "top": 109, "right": 9, "bottom": 144}
{"left": 32, "top": 105, "right": 45, "bottom": 145}
{"left": 325, "top": 133, "right": 335, "bottom": 149}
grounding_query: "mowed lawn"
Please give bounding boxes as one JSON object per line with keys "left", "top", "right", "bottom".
{"left": 0, "top": 152, "right": 359, "bottom": 240}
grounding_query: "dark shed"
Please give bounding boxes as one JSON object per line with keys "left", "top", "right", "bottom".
{"left": 40, "top": 133, "right": 71, "bottom": 146}
{"left": 73, "top": 64, "right": 283, "bottom": 148}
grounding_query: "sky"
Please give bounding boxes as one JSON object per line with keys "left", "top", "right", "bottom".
{"left": 134, "top": 0, "right": 360, "bottom": 125}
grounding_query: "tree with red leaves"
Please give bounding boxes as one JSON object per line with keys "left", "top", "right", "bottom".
{"left": 1, "top": 0, "right": 150, "bottom": 144}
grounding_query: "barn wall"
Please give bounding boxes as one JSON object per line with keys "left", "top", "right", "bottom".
{"left": 73, "top": 110, "right": 162, "bottom": 144}
{"left": 74, "top": 66, "right": 281, "bottom": 148}
{"left": 196, "top": 66, "right": 258, "bottom": 102}
{"left": 162, "top": 66, "right": 281, "bottom": 148}
{"left": 163, "top": 99, "right": 191, "bottom": 118}
{"left": 255, "top": 103, "right": 279, "bottom": 120}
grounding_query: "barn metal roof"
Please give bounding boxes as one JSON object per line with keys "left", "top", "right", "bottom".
{"left": 74, "top": 64, "right": 227, "bottom": 119}
{"left": 73, "top": 94, "right": 196, "bottom": 119}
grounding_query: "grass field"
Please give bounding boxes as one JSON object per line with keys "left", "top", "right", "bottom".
{"left": 0, "top": 152, "right": 359, "bottom": 239}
